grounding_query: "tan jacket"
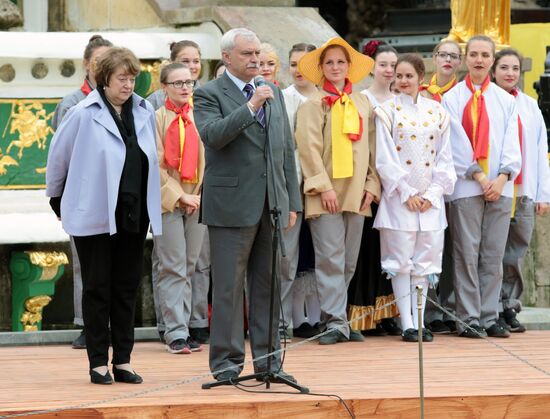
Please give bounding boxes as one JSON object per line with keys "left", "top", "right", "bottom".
{"left": 156, "top": 106, "right": 205, "bottom": 214}
{"left": 296, "top": 90, "right": 381, "bottom": 219}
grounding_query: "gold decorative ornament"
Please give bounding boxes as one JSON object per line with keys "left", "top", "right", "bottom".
{"left": 20, "top": 295, "right": 51, "bottom": 331}
{"left": 26, "top": 251, "right": 69, "bottom": 268}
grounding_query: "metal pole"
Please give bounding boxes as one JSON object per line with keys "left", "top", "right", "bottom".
{"left": 417, "top": 285, "right": 425, "bottom": 419}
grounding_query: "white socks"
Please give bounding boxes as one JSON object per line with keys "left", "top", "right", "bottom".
{"left": 391, "top": 274, "right": 414, "bottom": 331}
{"left": 391, "top": 274, "right": 429, "bottom": 331}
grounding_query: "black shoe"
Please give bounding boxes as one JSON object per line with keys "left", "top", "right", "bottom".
{"left": 189, "top": 327, "right": 210, "bottom": 344}
{"left": 348, "top": 329, "right": 365, "bottom": 342}
{"left": 187, "top": 336, "right": 203, "bottom": 352}
{"left": 72, "top": 329, "right": 86, "bottom": 349}
{"left": 113, "top": 366, "right": 143, "bottom": 384}
{"left": 90, "top": 369, "right": 113, "bottom": 385}
{"left": 485, "top": 323, "right": 511, "bottom": 338}
{"left": 444, "top": 320, "right": 457, "bottom": 334}
{"left": 215, "top": 370, "right": 239, "bottom": 382}
{"left": 381, "top": 318, "right": 402, "bottom": 336}
{"left": 364, "top": 323, "right": 388, "bottom": 336}
{"left": 459, "top": 324, "right": 486, "bottom": 339}
{"left": 497, "top": 314, "right": 511, "bottom": 331}
{"left": 428, "top": 320, "right": 451, "bottom": 335}
{"left": 318, "top": 329, "right": 347, "bottom": 345}
{"left": 503, "top": 309, "right": 526, "bottom": 333}
{"left": 402, "top": 328, "right": 418, "bottom": 342}
{"left": 256, "top": 370, "right": 297, "bottom": 384}
{"left": 293, "top": 322, "right": 319, "bottom": 338}
{"left": 421, "top": 328, "right": 434, "bottom": 342}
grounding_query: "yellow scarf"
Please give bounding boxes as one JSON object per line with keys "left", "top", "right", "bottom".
{"left": 420, "top": 74, "right": 457, "bottom": 103}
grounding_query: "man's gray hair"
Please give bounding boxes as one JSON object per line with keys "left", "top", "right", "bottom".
{"left": 220, "top": 28, "right": 259, "bottom": 53}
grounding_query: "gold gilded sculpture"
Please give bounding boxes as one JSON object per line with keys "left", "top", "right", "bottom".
{"left": 447, "top": 0, "right": 511, "bottom": 48}
{"left": 26, "top": 251, "right": 69, "bottom": 269}
{"left": 20, "top": 295, "right": 52, "bottom": 331}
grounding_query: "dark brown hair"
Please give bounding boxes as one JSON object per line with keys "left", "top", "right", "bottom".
{"left": 396, "top": 53, "right": 425, "bottom": 79}
{"left": 95, "top": 47, "right": 140, "bottom": 87}
{"left": 289, "top": 42, "right": 316, "bottom": 59}
{"left": 493, "top": 48, "right": 522, "bottom": 73}
{"left": 169, "top": 40, "right": 201, "bottom": 62}
{"left": 83, "top": 35, "right": 113, "bottom": 61}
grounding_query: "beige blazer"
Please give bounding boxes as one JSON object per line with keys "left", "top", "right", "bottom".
{"left": 296, "top": 89, "right": 381, "bottom": 219}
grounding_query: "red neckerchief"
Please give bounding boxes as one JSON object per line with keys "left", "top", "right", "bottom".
{"left": 462, "top": 74, "right": 491, "bottom": 163}
{"left": 164, "top": 98, "right": 199, "bottom": 181}
{"left": 80, "top": 79, "right": 93, "bottom": 96}
{"left": 322, "top": 78, "right": 363, "bottom": 141}
{"left": 511, "top": 87, "right": 523, "bottom": 185}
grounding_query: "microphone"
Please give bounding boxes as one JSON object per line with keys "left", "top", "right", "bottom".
{"left": 254, "top": 75, "right": 270, "bottom": 106}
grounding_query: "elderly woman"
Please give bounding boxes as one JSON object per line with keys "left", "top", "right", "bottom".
{"left": 46, "top": 47, "right": 161, "bottom": 384}
{"left": 51, "top": 34, "right": 113, "bottom": 350}
{"left": 296, "top": 38, "right": 380, "bottom": 345}
{"left": 153, "top": 62, "right": 206, "bottom": 354}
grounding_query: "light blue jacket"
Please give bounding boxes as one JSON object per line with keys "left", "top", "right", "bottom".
{"left": 46, "top": 90, "right": 162, "bottom": 237}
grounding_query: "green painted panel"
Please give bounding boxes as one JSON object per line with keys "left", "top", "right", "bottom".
{"left": 0, "top": 99, "right": 60, "bottom": 190}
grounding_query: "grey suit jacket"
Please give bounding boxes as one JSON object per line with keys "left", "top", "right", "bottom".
{"left": 193, "top": 72, "right": 301, "bottom": 228}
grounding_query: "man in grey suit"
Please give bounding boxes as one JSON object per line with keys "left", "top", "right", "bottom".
{"left": 193, "top": 28, "right": 302, "bottom": 383}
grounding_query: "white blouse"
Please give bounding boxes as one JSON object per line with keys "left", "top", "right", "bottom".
{"left": 514, "top": 91, "right": 550, "bottom": 203}
{"left": 442, "top": 81, "right": 521, "bottom": 201}
{"left": 374, "top": 94, "right": 456, "bottom": 232}
{"left": 283, "top": 84, "right": 308, "bottom": 185}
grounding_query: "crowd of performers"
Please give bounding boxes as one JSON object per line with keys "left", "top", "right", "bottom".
{"left": 46, "top": 30, "right": 550, "bottom": 384}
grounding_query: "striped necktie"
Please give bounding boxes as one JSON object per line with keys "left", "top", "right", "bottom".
{"left": 243, "top": 83, "right": 265, "bottom": 127}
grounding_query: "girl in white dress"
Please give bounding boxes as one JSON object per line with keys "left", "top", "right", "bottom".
{"left": 374, "top": 53, "right": 457, "bottom": 342}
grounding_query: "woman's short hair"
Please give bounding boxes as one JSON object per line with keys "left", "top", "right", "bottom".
{"left": 493, "top": 48, "right": 523, "bottom": 73}
{"left": 319, "top": 44, "right": 351, "bottom": 65}
{"left": 95, "top": 47, "right": 140, "bottom": 87}
{"left": 160, "top": 62, "right": 190, "bottom": 84}
{"left": 83, "top": 34, "right": 113, "bottom": 62}
{"left": 396, "top": 53, "right": 426, "bottom": 79}
{"left": 169, "top": 40, "right": 201, "bottom": 62}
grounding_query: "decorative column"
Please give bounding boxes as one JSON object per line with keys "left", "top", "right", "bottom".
{"left": 10, "top": 251, "right": 68, "bottom": 331}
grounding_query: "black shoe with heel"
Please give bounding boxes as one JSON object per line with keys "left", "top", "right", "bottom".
{"left": 113, "top": 366, "right": 143, "bottom": 384}
{"left": 90, "top": 369, "right": 113, "bottom": 385}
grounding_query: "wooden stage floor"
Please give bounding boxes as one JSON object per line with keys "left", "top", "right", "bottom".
{"left": 2, "top": 332, "right": 550, "bottom": 418}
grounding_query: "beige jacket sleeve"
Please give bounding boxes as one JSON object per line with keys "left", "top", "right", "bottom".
{"left": 156, "top": 107, "right": 185, "bottom": 213}
{"left": 296, "top": 97, "right": 333, "bottom": 195}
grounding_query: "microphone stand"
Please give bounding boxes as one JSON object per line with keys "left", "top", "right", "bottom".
{"left": 202, "top": 88, "right": 308, "bottom": 394}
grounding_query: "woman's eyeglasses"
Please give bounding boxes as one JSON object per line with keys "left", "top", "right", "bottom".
{"left": 165, "top": 80, "right": 196, "bottom": 89}
{"left": 436, "top": 52, "right": 461, "bottom": 61}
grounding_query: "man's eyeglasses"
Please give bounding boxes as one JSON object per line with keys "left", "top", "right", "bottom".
{"left": 436, "top": 52, "right": 461, "bottom": 61}
{"left": 165, "top": 80, "right": 196, "bottom": 89}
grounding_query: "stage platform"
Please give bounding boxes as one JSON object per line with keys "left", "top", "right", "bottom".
{"left": 1, "top": 332, "right": 550, "bottom": 418}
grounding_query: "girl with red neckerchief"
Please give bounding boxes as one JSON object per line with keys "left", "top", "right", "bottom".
{"left": 442, "top": 35, "right": 521, "bottom": 339}
{"left": 491, "top": 48, "right": 550, "bottom": 333}
{"left": 153, "top": 62, "right": 206, "bottom": 355}
{"left": 296, "top": 38, "right": 380, "bottom": 345}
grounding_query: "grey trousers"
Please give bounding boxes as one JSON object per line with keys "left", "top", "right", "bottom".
{"left": 425, "top": 205, "right": 456, "bottom": 324}
{"left": 279, "top": 212, "right": 303, "bottom": 332}
{"left": 309, "top": 212, "right": 365, "bottom": 339}
{"left": 151, "top": 245, "right": 164, "bottom": 332}
{"left": 500, "top": 197, "right": 535, "bottom": 313}
{"left": 449, "top": 195, "right": 512, "bottom": 332}
{"left": 153, "top": 209, "right": 206, "bottom": 344}
{"left": 70, "top": 236, "right": 84, "bottom": 327}
{"left": 189, "top": 232, "right": 211, "bottom": 329}
{"left": 208, "top": 207, "right": 281, "bottom": 376}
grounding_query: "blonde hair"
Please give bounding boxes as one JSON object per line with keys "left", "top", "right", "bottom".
{"left": 260, "top": 42, "right": 281, "bottom": 78}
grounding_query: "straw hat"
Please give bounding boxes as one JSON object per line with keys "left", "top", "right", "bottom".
{"left": 298, "top": 37, "right": 374, "bottom": 85}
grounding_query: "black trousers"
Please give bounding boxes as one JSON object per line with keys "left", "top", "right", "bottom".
{"left": 73, "top": 228, "right": 147, "bottom": 369}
